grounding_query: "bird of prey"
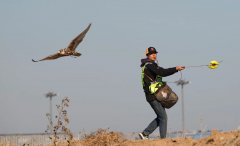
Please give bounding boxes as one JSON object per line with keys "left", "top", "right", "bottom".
{"left": 32, "top": 23, "right": 91, "bottom": 62}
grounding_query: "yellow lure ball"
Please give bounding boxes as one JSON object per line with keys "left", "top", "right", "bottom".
{"left": 208, "top": 60, "right": 219, "bottom": 69}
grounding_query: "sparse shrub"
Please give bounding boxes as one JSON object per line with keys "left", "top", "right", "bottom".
{"left": 45, "top": 97, "right": 74, "bottom": 146}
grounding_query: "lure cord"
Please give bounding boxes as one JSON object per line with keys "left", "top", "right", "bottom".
{"left": 160, "top": 60, "right": 222, "bottom": 83}
{"left": 185, "top": 65, "right": 208, "bottom": 68}
{"left": 185, "top": 60, "right": 223, "bottom": 69}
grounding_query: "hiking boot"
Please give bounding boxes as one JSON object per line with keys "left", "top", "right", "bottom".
{"left": 139, "top": 132, "right": 149, "bottom": 140}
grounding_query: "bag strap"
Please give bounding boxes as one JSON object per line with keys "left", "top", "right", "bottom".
{"left": 142, "top": 62, "right": 157, "bottom": 82}
{"left": 141, "top": 62, "right": 154, "bottom": 86}
{"left": 144, "top": 72, "right": 155, "bottom": 82}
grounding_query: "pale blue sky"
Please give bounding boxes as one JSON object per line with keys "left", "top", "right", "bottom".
{"left": 0, "top": 1, "right": 240, "bottom": 135}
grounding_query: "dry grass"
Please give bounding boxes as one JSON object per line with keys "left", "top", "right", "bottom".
{"left": 80, "top": 128, "right": 127, "bottom": 146}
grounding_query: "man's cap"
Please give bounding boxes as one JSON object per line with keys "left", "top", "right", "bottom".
{"left": 145, "top": 47, "right": 158, "bottom": 56}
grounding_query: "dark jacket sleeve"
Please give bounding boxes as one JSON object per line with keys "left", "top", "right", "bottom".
{"left": 146, "top": 63, "right": 178, "bottom": 77}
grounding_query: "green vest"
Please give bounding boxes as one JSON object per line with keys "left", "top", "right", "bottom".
{"left": 141, "top": 63, "right": 165, "bottom": 94}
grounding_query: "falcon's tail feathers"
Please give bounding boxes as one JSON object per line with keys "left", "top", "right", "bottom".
{"left": 32, "top": 59, "right": 39, "bottom": 62}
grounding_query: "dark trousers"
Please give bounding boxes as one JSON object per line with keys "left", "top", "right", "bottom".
{"left": 143, "top": 99, "right": 167, "bottom": 138}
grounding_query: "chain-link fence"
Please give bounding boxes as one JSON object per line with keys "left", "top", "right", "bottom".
{"left": 0, "top": 133, "right": 66, "bottom": 146}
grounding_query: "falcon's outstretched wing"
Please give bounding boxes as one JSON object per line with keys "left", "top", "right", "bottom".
{"left": 66, "top": 23, "right": 91, "bottom": 52}
{"left": 32, "top": 53, "right": 65, "bottom": 62}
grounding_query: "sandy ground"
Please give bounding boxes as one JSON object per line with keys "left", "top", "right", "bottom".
{"left": 124, "top": 130, "right": 240, "bottom": 146}
{"left": 1, "top": 129, "right": 240, "bottom": 146}
{"left": 54, "top": 129, "right": 240, "bottom": 146}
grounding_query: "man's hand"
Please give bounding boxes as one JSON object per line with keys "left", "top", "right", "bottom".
{"left": 176, "top": 66, "right": 185, "bottom": 71}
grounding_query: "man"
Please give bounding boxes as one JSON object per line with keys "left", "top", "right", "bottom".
{"left": 139, "top": 47, "right": 185, "bottom": 139}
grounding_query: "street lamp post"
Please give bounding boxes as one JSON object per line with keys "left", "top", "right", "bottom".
{"left": 175, "top": 79, "right": 189, "bottom": 137}
{"left": 45, "top": 92, "right": 57, "bottom": 133}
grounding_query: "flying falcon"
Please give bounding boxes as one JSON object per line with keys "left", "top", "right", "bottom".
{"left": 32, "top": 23, "right": 91, "bottom": 62}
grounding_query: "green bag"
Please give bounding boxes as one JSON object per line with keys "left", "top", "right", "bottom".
{"left": 149, "top": 81, "right": 164, "bottom": 94}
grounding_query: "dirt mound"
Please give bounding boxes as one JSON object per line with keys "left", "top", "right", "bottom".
{"left": 126, "top": 130, "right": 240, "bottom": 146}
{"left": 197, "top": 130, "right": 240, "bottom": 146}
{"left": 77, "top": 129, "right": 240, "bottom": 146}
{"left": 2, "top": 129, "right": 240, "bottom": 146}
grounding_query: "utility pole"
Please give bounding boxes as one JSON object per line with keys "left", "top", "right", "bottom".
{"left": 45, "top": 92, "right": 57, "bottom": 133}
{"left": 175, "top": 79, "right": 189, "bottom": 137}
